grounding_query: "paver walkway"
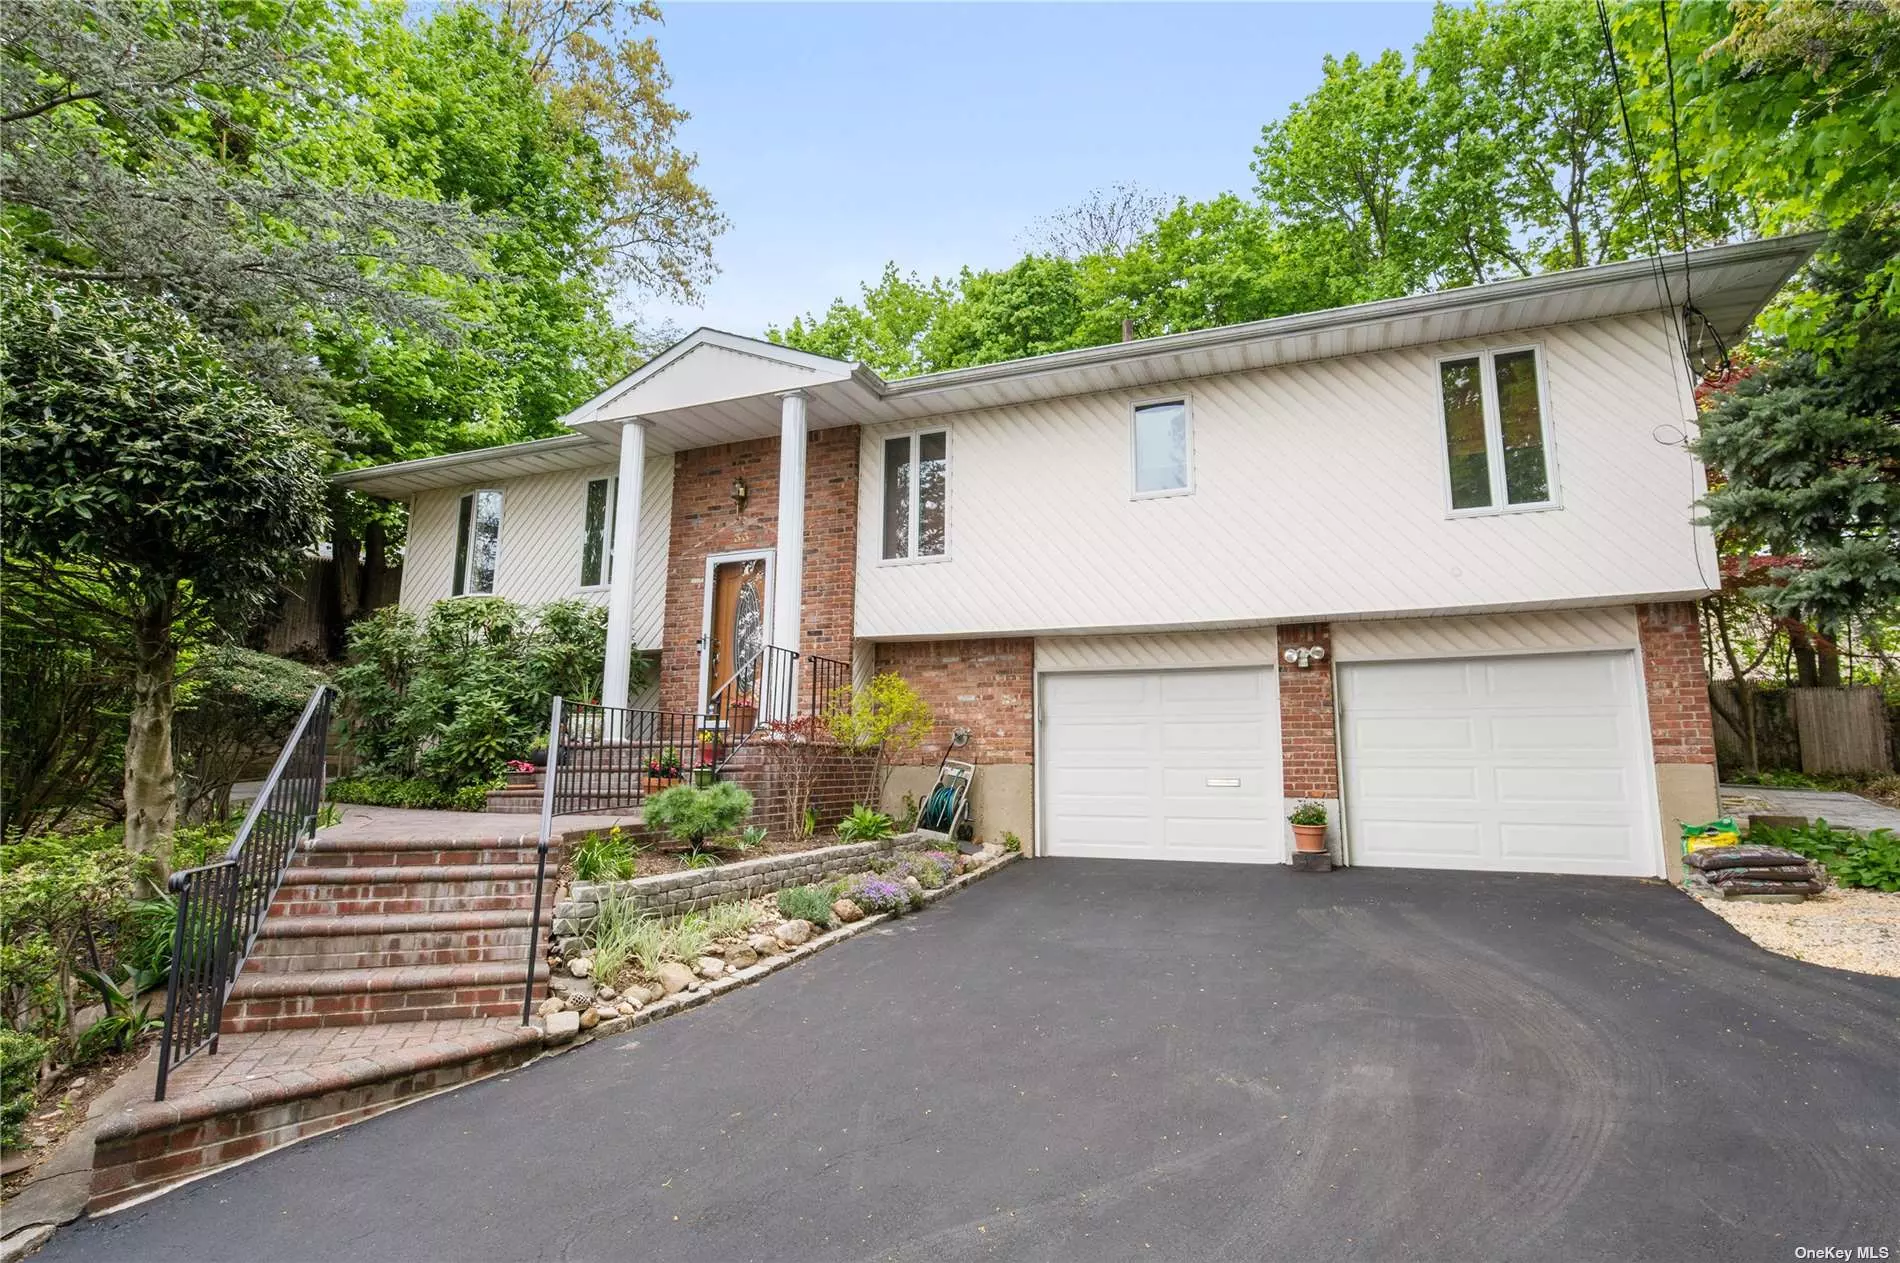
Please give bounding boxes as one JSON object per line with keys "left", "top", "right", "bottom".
{"left": 38, "top": 860, "right": 1900, "bottom": 1262}
{"left": 1720, "top": 783, "right": 1900, "bottom": 833}
{"left": 154, "top": 1019, "right": 529, "bottom": 1099}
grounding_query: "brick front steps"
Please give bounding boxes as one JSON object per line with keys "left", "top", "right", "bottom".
{"left": 89, "top": 1021, "right": 542, "bottom": 1213}
{"left": 87, "top": 822, "right": 560, "bottom": 1212}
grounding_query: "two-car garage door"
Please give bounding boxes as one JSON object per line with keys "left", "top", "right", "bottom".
{"left": 1339, "top": 652, "right": 1657, "bottom": 877}
{"left": 1041, "top": 650, "right": 1658, "bottom": 876}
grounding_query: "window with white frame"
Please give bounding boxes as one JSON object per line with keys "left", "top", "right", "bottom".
{"left": 1131, "top": 399, "right": 1191, "bottom": 496}
{"left": 579, "top": 476, "right": 617, "bottom": 587}
{"left": 1437, "top": 346, "right": 1554, "bottom": 513}
{"left": 880, "top": 429, "right": 947, "bottom": 561}
{"left": 452, "top": 489, "right": 503, "bottom": 596}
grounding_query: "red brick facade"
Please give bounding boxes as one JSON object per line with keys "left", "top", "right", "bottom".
{"left": 1638, "top": 601, "right": 1716, "bottom": 764}
{"left": 658, "top": 427, "right": 859, "bottom": 713}
{"left": 872, "top": 639, "right": 1036, "bottom": 766}
{"left": 1277, "top": 623, "right": 1340, "bottom": 798}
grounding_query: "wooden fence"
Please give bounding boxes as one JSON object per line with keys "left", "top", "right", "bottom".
{"left": 1788, "top": 687, "right": 1894, "bottom": 774}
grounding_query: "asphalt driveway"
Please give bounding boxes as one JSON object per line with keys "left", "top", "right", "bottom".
{"left": 39, "top": 860, "right": 1900, "bottom": 1262}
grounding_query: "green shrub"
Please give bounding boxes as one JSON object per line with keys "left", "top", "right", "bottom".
{"left": 1001, "top": 831, "right": 1022, "bottom": 853}
{"left": 776, "top": 884, "right": 834, "bottom": 928}
{"left": 326, "top": 774, "right": 496, "bottom": 812}
{"left": 1752, "top": 820, "right": 1900, "bottom": 892}
{"left": 174, "top": 646, "right": 327, "bottom": 824}
{"left": 836, "top": 804, "right": 894, "bottom": 843}
{"left": 895, "top": 850, "right": 955, "bottom": 889}
{"left": 572, "top": 829, "right": 637, "bottom": 882}
{"left": 73, "top": 965, "right": 161, "bottom": 1062}
{"left": 643, "top": 782, "right": 753, "bottom": 848}
{"left": 706, "top": 899, "right": 765, "bottom": 939}
{"left": 334, "top": 598, "right": 629, "bottom": 794}
{"left": 122, "top": 895, "right": 180, "bottom": 980}
{"left": 1, "top": 1029, "right": 47, "bottom": 1148}
{"left": 0, "top": 837, "right": 140, "bottom": 1042}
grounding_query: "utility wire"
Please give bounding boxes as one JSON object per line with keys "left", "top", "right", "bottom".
{"left": 1657, "top": 0, "right": 1731, "bottom": 375}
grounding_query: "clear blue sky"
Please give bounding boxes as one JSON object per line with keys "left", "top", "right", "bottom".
{"left": 641, "top": 2, "right": 1439, "bottom": 337}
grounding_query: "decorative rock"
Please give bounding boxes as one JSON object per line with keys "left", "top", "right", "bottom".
{"left": 545, "top": 1010, "right": 581, "bottom": 1041}
{"left": 578, "top": 1006, "right": 600, "bottom": 1030}
{"left": 550, "top": 976, "right": 596, "bottom": 1004}
{"left": 591, "top": 1004, "right": 617, "bottom": 1025}
{"left": 624, "top": 981, "right": 663, "bottom": 1005}
{"left": 656, "top": 961, "right": 697, "bottom": 995}
{"left": 902, "top": 875, "right": 923, "bottom": 894}
{"left": 556, "top": 936, "right": 586, "bottom": 956}
{"left": 615, "top": 1000, "right": 638, "bottom": 1016}
{"left": 748, "top": 933, "right": 781, "bottom": 957}
{"left": 597, "top": 985, "right": 617, "bottom": 1001}
{"left": 831, "top": 898, "right": 865, "bottom": 924}
{"left": 775, "top": 919, "right": 814, "bottom": 947}
{"left": 696, "top": 956, "right": 726, "bottom": 980}
{"left": 568, "top": 957, "right": 593, "bottom": 979}
{"left": 725, "top": 945, "right": 758, "bottom": 969}
{"left": 536, "top": 996, "right": 566, "bottom": 1018}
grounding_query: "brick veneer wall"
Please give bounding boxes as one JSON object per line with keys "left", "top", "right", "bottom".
{"left": 554, "top": 836, "right": 908, "bottom": 936}
{"left": 1278, "top": 623, "right": 1340, "bottom": 798}
{"left": 1638, "top": 601, "right": 1716, "bottom": 764}
{"left": 872, "top": 639, "right": 1036, "bottom": 765}
{"left": 658, "top": 426, "right": 859, "bottom": 713}
{"left": 719, "top": 742, "right": 879, "bottom": 839}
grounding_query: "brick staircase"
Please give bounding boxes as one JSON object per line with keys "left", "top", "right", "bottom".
{"left": 227, "top": 835, "right": 552, "bottom": 1032}
{"left": 89, "top": 828, "right": 559, "bottom": 1211}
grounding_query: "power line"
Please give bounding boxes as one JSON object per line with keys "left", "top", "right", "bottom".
{"left": 1657, "top": 0, "right": 1732, "bottom": 376}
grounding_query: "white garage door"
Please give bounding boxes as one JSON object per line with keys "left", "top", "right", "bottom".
{"left": 1042, "top": 668, "right": 1281, "bottom": 862}
{"left": 1340, "top": 652, "right": 1657, "bottom": 877}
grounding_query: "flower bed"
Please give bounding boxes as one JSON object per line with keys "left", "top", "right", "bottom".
{"left": 536, "top": 839, "right": 1013, "bottom": 1040}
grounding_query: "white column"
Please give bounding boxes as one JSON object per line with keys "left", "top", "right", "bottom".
{"left": 770, "top": 391, "right": 808, "bottom": 725}
{"left": 600, "top": 419, "right": 648, "bottom": 709}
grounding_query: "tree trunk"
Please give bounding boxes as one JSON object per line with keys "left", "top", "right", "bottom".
{"left": 123, "top": 591, "right": 179, "bottom": 882}
{"left": 1709, "top": 600, "right": 1761, "bottom": 773}
{"left": 1789, "top": 622, "right": 1820, "bottom": 687}
{"left": 1814, "top": 620, "right": 1842, "bottom": 687}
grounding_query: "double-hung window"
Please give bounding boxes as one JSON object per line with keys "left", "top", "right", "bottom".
{"left": 1437, "top": 346, "right": 1555, "bottom": 514}
{"left": 1131, "top": 398, "right": 1192, "bottom": 497}
{"left": 452, "top": 489, "right": 503, "bottom": 596}
{"left": 580, "top": 476, "right": 618, "bottom": 588}
{"left": 880, "top": 429, "right": 947, "bottom": 561}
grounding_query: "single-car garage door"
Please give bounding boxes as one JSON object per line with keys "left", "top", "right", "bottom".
{"left": 1042, "top": 668, "right": 1281, "bottom": 862}
{"left": 1339, "top": 652, "right": 1658, "bottom": 877}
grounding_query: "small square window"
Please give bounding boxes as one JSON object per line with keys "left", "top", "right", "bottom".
{"left": 1437, "top": 347, "right": 1555, "bottom": 514}
{"left": 881, "top": 429, "right": 948, "bottom": 561}
{"left": 1131, "top": 400, "right": 1192, "bottom": 497}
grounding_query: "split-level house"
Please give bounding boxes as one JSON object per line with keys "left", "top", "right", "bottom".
{"left": 337, "top": 233, "right": 1820, "bottom": 881}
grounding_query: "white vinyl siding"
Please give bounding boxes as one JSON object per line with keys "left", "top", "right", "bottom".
{"left": 856, "top": 314, "right": 1709, "bottom": 640}
{"left": 1436, "top": 345, "right": 1556, "bottom": 515}
{"left": 1339, "top": 651, "right": 1657, "bottom": 877}
{"left": 400, "top": 457, "right": 672, "bottom": 648}
{"left": 880, "top": 428, "right": 947, "bottom": 562}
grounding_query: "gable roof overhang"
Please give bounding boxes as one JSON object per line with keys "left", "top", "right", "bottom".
{"left": 334, "top": 232, "right": 1821, "bottom": 499}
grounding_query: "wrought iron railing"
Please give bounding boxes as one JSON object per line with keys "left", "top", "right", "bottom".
{"left": 706, "top": 644, "right": 798, "bottom": 765}
{"left": 803, "top": 654, "right": 851, "bottom": 727}
{"left": 544, "top": 701, "right": 713, "bottom": 817}
{"left": 156, "top": 684, "right": 334, "bottom": 1100}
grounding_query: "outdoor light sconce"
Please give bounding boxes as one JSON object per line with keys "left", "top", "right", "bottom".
{"left": 1282, "top": 645, "right": 1328, "bottom": 669}
{"left": 730, "top": 477, "right": 749, "bottom": 511}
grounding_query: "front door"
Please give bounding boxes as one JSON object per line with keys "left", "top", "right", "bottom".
{"left": 707, "top": 559, "right": 767, "bottom": 703}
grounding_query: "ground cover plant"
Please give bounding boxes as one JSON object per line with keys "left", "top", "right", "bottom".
{"left": 1750, "top": 820, "right": 1900, "bottom": 893}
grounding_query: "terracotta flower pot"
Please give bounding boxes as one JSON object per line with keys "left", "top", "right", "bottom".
{"left": 1291, "top": 823, "right": 1329, "bottom": 853}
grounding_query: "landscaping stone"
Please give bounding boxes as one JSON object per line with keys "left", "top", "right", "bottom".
{"left": 598, "top": 985, "right": 616, "bottom": 1001}
{"left": 536, "top": 997, "right": 565, "bottom": 1018}
{"left": 725, "top": 945, "right": 758, "bottom": 969}
{"left": 568, "top": 957, "right": 593, "bottom": 979}
{"left": 579, "top": 1007, "right": 600, "bottom": 1030}
{"left": 748, "top": 933, "right": 780, "bottom": 956}
{"left": 776, "top": 919, "right": 814, "bottom": 947}
{"left": 902, "top": 876, "right": 923, "bottom": 895}
{"left": 556, "top": 936, "right": 585, "bottom": 956}
{"left": 545, "top": 1011, "right": 581, "bottom": 1041}
{"left": 590, "top": 1004, "right": 617, "bottom": 1026}
{"left": 616, "top": 1001, "right": 638, "bottom": 1016}
{"left": 656, "top": 961, "right": 697, "bottom": 994}
{"left": 624, "top": 981, "right": 663, "bottom": 1005}
{"left": 696, "top": 956, "right": 726, "bottom": 980}
{"left": 550, "top": 976, "right": 596, "bottom": 1004}
{"left": 832, "top": 898, "right": 864, "bottom": 924}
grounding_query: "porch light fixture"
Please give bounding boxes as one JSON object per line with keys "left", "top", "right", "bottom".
{"left": 730, "top": 477, "right": 749, "bottom": 511}
{"left": 1282, "top": 645, "right": 1327, "bottom": 669}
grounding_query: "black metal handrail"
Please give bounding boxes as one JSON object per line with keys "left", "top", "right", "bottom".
{"left": 156, "top": 684, "right": 334, "bottom": 1100}
{"left": 544, "top": 701, "right": 712, "bottom": 816}
{"left": 803, "top": 654, "right": 851, "bottom": 728}
{"left": 706, "top": 644, "right": 798, "bottom": 768}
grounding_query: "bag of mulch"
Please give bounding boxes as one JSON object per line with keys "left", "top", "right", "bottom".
{"left": 1705, "top": 864, "right": 1818, "bottom": 884}
{"left": 1715, "top": 878, "right": 1824, "bottom": 897}
{"left": 1681, "top": 818, "right": 1741, "bottom": 852}
{"left": 1682, "top": 844, "right": 1811, "bottom": 872}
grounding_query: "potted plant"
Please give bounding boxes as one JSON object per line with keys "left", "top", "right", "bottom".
{"left": 1288, "top": 800, "right": 1329, "bottom": 853}
{"left": 695, "top": 729, "right": 722, "bottom": 786}
{"left": 644, "top": 746, "right": 683, "bottom": 788}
